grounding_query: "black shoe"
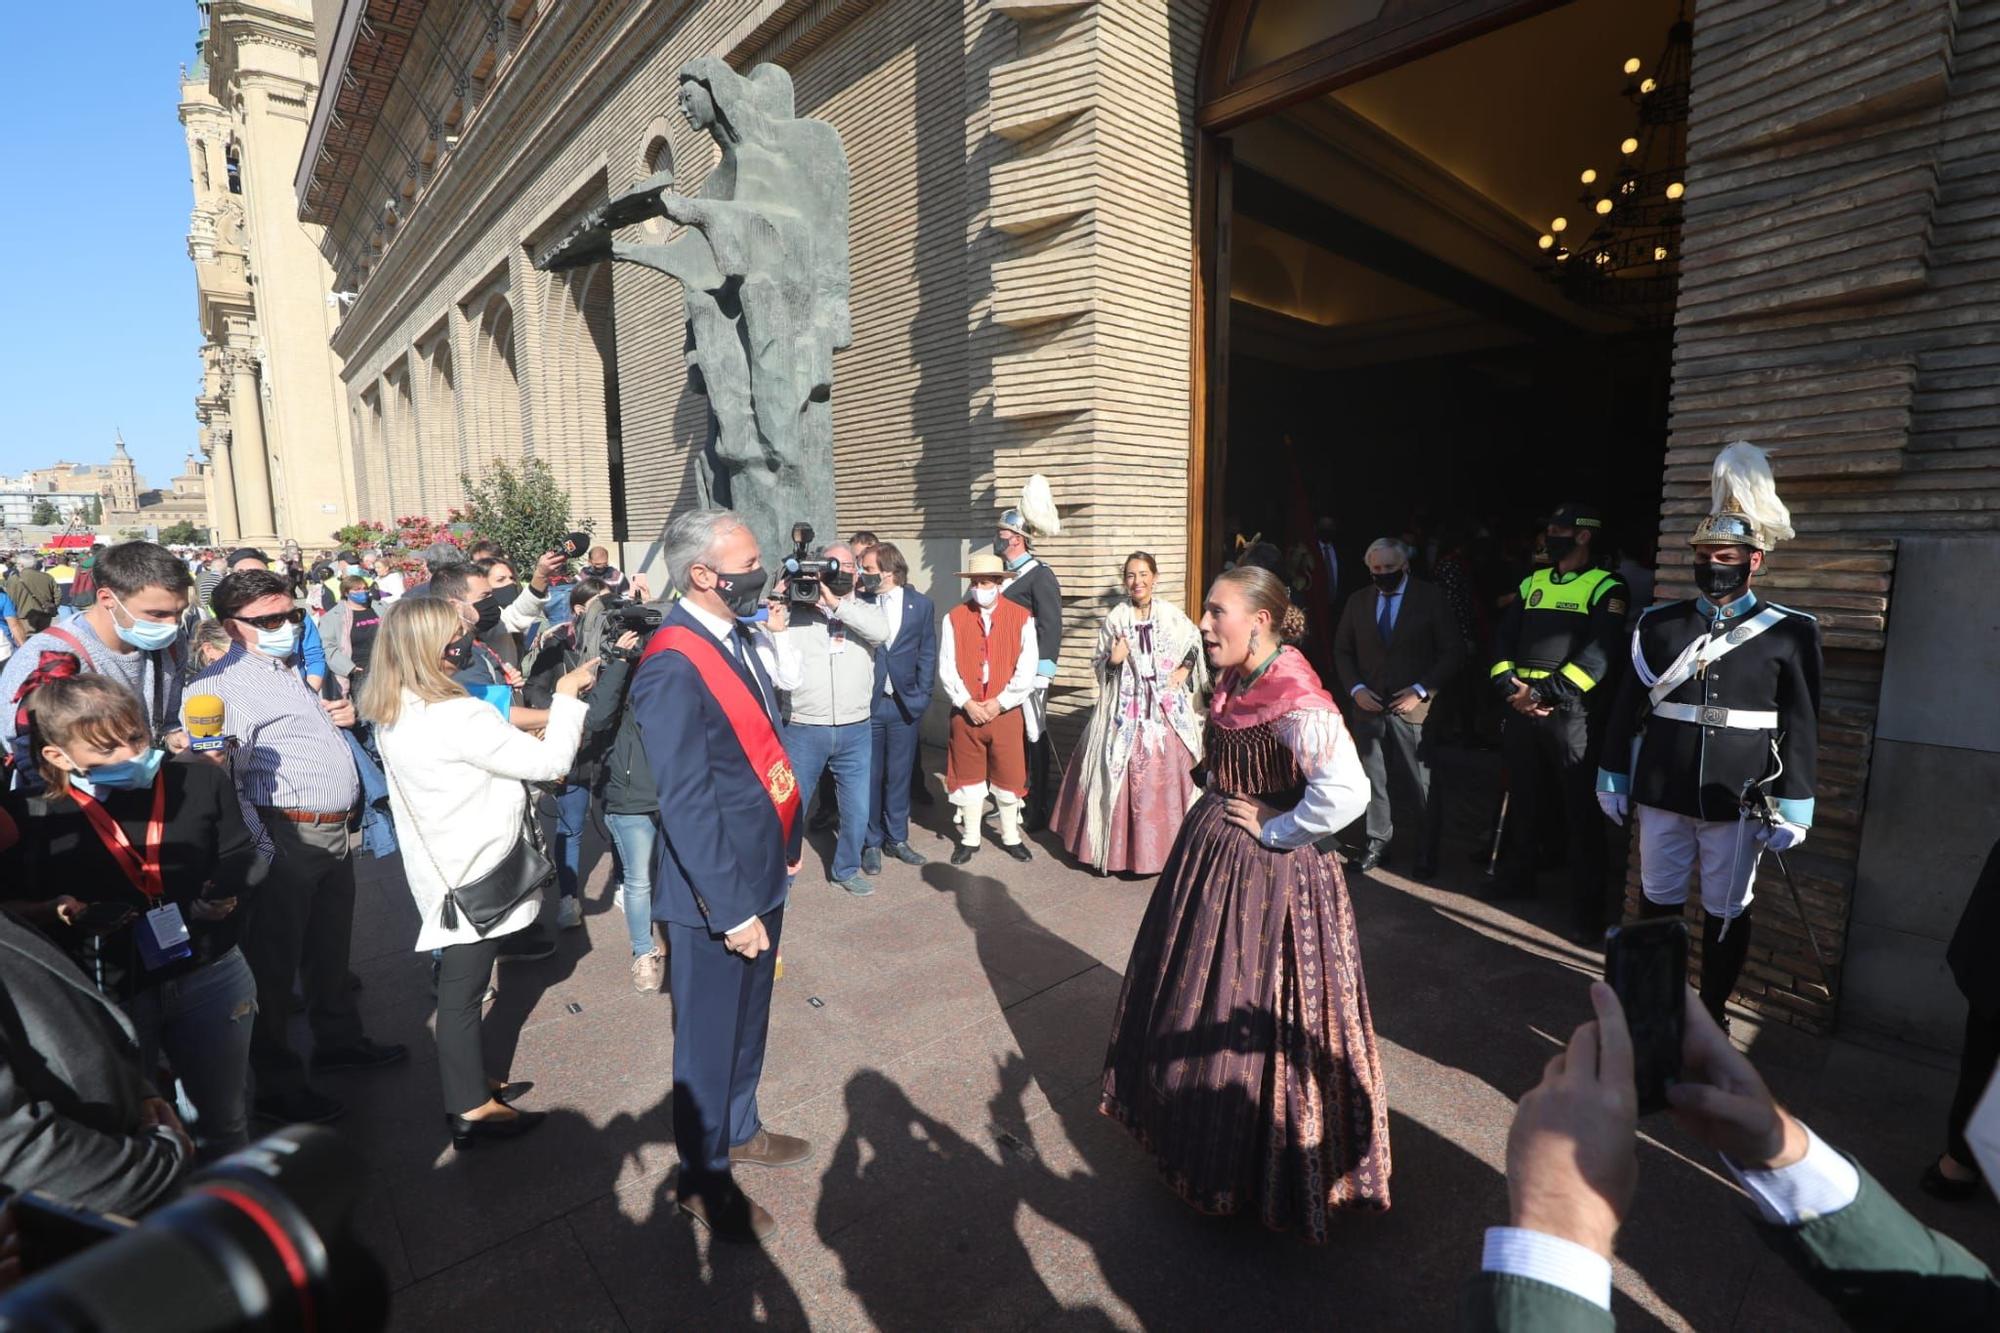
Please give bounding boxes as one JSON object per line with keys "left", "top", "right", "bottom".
{"left": 886, "top": 841, "right": 928, "bottom": 866}
{"left": 1001, "top": 841, "right": 1033, "bottom": 863}
{"left": 496, "top": 930, "right": 556, "bottom": 964}
{"left": 1023, "top": 810, "right": 1049, "bottom": 835}
{"left": 1922, "top": 1157, "right": 1983, "bottom": 1202}
{"left": 448, "top": 1107, "right": 547, "bottom": 1149}
{"left": 861, "top": 846, "right": 883, "bottom": 876}
{"left": 1346, "top": 842, "right": 1386, "bottom": 873}
{"left": 950, "top": 844, "right": 977, "bottom": 866}
{"left": 254, "top": 1088, "right": 346, "bottom": 1125}
{"left": 312, "top": 1039, "right": 409, "bottom": 1073}
{"left": 493, "top": 1080, "right": 534, "bottom": 1105}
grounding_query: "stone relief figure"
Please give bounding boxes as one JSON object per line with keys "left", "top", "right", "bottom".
{"left": 541, "top": 57, "right": 851, "bottom": 562}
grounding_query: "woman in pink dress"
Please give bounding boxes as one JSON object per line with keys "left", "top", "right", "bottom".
{"left": 1052, "top": 552, "right": 1206, "bottom": 876}
{"left": 1101, "top": 565, "right": 1391, "bottom": 1240}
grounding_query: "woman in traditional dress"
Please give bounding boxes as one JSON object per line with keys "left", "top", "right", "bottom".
{"left": 1100, "top": 565, "right": 1391, "bottom": 1239}
{"left": 1052, "top": 552, "right": 1207, "bottom": 876}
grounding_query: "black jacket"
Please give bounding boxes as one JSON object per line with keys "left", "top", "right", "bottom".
{"left": 1001, "top": 558, "right": 1062, "bottom": 673}
{"left": 1948, "top": 836, "right": 2000, "bottom": 1019}
{"left": 1599, "top": 595, "right": 1822, "bottom": 824}
{"left": 1333, "top": 575, "right": 1464, "bottom": 708}
{"left": 524, "top": 626, "right": 630, "bottom": 789}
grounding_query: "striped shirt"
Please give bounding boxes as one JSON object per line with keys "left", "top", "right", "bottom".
{"left": 189, "top": 644, "right": 358, "bottom": 826}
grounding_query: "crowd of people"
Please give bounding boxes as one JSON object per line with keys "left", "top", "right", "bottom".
{"left": 4, "top": 454, "right": 1999, "bottom": 1329}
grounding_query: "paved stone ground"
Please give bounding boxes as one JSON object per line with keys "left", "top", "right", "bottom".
{"left": 315, "top": 748, "right": 1999, "bottom": 1330}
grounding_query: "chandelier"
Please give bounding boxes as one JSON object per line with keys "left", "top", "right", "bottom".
{"left": 1534, "top": 11, "right": 1692, "bottom": 325}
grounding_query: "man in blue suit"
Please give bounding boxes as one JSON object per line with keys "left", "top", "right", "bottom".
{"left": 860, "top": 541, "right": 937, "bottom": 874}
{"left": 629, "top": 508, "right": 811, "bottom": 1245}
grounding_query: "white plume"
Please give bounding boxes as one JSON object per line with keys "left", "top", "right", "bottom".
{"left": 1712, "top": 441, "right": 1794, "bottom": 545}
{"left": 1020, "top": 474, "right": 1062, "bottom": 537}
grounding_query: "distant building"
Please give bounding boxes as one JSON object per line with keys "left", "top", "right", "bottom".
{"left": 11, "top": 435, "right": 211, "bottom": 538}
{"left": 181, "top": 0, "right": 356, "bottom": 546}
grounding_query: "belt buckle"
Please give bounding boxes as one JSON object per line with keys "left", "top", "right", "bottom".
{"left": 1700, "top": 706, "right": 1727, "bottom": 727}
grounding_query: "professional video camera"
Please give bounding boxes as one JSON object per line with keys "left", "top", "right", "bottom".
{"left": 0, "top": 1126, "right": 387, "bottom": 1332}
{"left": 600, "top": 595, "right": 663, "bottom": 661}
{"left": 782, "top": 523, "right": 846, "bottom": 605}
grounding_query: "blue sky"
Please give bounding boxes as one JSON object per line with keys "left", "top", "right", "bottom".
{"left": 0, "top": 4, "right": 206, "bottom": 487}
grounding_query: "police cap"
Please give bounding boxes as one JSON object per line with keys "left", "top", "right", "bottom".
{"left": 1547, "top": 502, "right": 1603, "bottom": 531}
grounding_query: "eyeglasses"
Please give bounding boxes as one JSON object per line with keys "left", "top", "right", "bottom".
{"left": 230, "top": 608, "right": 306, "bottom": 631}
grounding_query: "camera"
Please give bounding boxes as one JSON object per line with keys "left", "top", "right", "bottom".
{"left": 600, "top": 596, "right": 663, "bottom": 661}
{"left": 782, "top": 522, "right": 844, "bottom": 605}
{"left": 0, "top": 1125, "right": 388, "bottom": 1332}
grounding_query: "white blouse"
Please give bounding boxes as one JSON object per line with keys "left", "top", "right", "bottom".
{"left": 1257, "top": 706, "right": 1372, "bottom": 851}
{"left": 377, "top": 691, "right": 588, "bottom": 951}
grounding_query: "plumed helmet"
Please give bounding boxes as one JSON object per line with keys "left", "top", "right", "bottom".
{"left": 1692, "top": 441, "right": 1794, "bottom": 551}
{"left": 998, "top": 474, "right": 1062, "bottom": 541}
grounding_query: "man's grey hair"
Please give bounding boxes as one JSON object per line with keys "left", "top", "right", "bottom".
{"left": 821, "top": 541, "right": 854, "bottom": 565}
{"left": 664, "top": 508, "right": 749, "bottom": 594}
{"left": 1366, "top": 537, "right": 1411, "bottom": 564}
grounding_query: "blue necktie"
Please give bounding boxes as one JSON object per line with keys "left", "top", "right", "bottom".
{"left": 1377, "top": 591, "right": 1394, "bottom": 643}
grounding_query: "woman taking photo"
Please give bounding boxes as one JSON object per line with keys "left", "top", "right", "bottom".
{"left": 361, "top": 597, "right": 600, "bottom": 1149}
{"left": 1099, "top": 565, "right": 1390, "bottom": 1240}
{"left": 1051, "top": 552, "right": 1206, "bottom": 876}
{"left": 7, "top": 674, "right": 264, "bottom": 1161}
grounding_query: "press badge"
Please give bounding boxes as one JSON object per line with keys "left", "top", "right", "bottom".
{"left": 829, "top": 625, "right": 847, "bottom": 656}
{"left": 136, "top": 903, "right": 193, "bottom": 971}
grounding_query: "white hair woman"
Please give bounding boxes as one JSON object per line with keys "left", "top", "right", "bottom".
{"left": 1050, "top": 551, "right": 1207, "bottom": 875}
{"left": 360, "top": 596, "right": 600, "bottom": 1149}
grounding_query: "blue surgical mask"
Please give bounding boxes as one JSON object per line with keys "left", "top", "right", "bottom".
{"left": 110, "top": 594, "right": 182, "bottom": 652}
{"left": 256, "top": 624, "right": 298, "bottom": 658}
{"left": 67, "top": 747, "right": 166, "bottom": 797}
{"left": 348, "top": 590, "right": 371, "bottom": 605}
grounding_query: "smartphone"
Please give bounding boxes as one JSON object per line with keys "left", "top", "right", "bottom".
{"left": 1603, "top": 918, "right": 1687, "bottom": 1114}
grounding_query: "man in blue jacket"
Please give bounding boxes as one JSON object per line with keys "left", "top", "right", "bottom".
{"left": 860, "top": 541, "right": 936, "bottom": 873}
{"left": 629, "top": 508, "right": 812, "bottom": 1245}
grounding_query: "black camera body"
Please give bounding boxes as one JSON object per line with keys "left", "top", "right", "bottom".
{"left": 782, "top": 522, "right": 844, "bottom": 605}
{"left": 600, "top": 597, "right": 663, "bottom": 660}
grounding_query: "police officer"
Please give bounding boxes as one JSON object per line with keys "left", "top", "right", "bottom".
{"left": 997, "top": 475, "right": 1063, "bottom": 831}
{"left": 1486, "top": 502, "right": 1627, "bottom": 940}
{"left": 1597, "top": 442, "right": 1820, "bottom": 1029}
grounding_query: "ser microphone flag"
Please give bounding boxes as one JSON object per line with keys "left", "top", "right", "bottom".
{"left": 185, "top": 694, "right": 228, "bottom": 753}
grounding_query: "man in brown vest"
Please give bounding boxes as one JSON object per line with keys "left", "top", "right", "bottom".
{"left": 939, "top": 552, "right": 1041, "bottom": 865}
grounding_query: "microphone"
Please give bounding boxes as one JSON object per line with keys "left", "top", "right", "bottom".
{"left": 185, "top": 694, "right": 229, "bottom": 753}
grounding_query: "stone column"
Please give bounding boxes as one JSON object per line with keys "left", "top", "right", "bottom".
{"left": 224, "top": 350, "right": 278, "bottom": 542}
{"left": 206, "top": 425, "right": 242, "bottom": 541}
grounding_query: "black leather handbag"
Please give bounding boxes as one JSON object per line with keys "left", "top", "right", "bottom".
{"left": 386, "top": 760, "right": 553, "bottom": 935}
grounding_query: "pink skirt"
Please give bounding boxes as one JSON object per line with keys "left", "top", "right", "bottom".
{"left": 1052, "top": 724, "right": 1196, "bottom": 876}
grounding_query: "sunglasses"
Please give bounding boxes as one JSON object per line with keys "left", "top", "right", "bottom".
{"left": 231, "top": 608, "right": 307, "bottom": 631}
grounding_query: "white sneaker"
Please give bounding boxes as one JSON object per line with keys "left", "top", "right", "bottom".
{"left": 556, "top": 897, "right": 583, "bottom": 930}
{"left": 632, "top": 948, "right": 665, "bottom": 993}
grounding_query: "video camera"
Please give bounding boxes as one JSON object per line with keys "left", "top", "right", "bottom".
{"left": 782, "top": 523, "right": 847, "bottom": 605}
{"left": 0, "top": 1125, "right": 387, "bottom": 1332}
{"left": 600, "top": 595, "right": 663, "bottom": 661}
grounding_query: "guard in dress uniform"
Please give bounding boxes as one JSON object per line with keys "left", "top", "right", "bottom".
{"left": 996, "top": 475, "right": 1064, "bottom": 831}
{"left": 1487, "top": 502, "right": 1628, "bottom": 940}
{"left": 1597, "top": 442, "right": 1821, "bottom": 1028}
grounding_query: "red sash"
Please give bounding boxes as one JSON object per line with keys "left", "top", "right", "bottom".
{"left": 70, "top": 776, "right": 168, "bottom": 901}
{"left": 640, "top": 625, "right": 800, "bottom": 842}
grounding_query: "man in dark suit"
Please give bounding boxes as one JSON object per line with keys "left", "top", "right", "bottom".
{"left": 860, "top": 542, "right": 937, "bottom": 873}
{"left": 1465, "top": 981, "right": 1999, "bottom": 1330}
{"left": 630, "top": 508, "right": 812, "bottom": 1245}
{"left": 1333, "top": 537, "right": 1463, "bottom": 877}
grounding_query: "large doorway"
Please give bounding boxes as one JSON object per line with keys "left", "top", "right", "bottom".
{"left": 1192, "top": 0, "right": 1688, "bottom": 605}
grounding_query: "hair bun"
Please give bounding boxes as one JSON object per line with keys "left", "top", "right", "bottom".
{"left": 1280, "top": 603, "right": 1308, "bottom": 643}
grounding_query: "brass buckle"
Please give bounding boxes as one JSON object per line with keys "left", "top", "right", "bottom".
{"left": 1700, "top": 706, "right": 1728, "bottom": 727}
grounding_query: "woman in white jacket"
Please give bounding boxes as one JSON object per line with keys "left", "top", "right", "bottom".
{"left": 361, "top": 596, "right": 600, "bottom": 1148}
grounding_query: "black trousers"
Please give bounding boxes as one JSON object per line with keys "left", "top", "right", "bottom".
{"left": 1948, "top": 1006, "right": 2000, "bottom": 1166}
{"left": 1348, "top": 707, "right": 1442, "bottom": 864}
{"left": 1496, "top": 701, "right": 1607, "bottom": 927}
{"left": 242, "top": 815, "right": 366, "bottom": 1097}
{"left": 435, "top": 933, "right": 504, "bottom": 1115}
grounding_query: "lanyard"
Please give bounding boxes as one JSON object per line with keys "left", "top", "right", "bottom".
{"left": 69, "top": 776, "right": 167, "bottom": 901}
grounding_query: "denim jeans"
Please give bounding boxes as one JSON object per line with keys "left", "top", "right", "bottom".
{"left": 783, "top": 720, "right": 872, "bottom": 881}
{"left": 126, "top": 945, "right": 258, "bottom": 1162}
{"left": 550, "top": 783, "right": 590, "bottom": 899}
{"left": 604, "top": 811, "right": 660, "bottom": 957}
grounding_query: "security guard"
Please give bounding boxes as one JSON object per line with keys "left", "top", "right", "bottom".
{"left": 1597, "top": 442, "right": 1821, "bottom": 1029}
{"left": 1487, "top": 502, "right": 1627, "bottom": 939}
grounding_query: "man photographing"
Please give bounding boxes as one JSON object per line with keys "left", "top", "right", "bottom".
{"left": 629, "top": 508, "right": 812, "bottom": 1245}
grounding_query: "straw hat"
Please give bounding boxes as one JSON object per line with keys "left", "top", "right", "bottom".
{"left": 958, "top": 551, "right": 1009, "bottom": 579}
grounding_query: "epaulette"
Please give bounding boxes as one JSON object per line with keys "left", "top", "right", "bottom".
{"left": 1763, "top": 602, "right": 1818, "bottom": 622}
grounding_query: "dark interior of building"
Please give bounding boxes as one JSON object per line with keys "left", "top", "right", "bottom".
{"left": 1215, "top": 0, "right": 1686, "bottom": 604}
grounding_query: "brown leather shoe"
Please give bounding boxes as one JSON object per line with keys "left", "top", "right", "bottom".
{"left": 728, "top": 1128, "right": 814, "bottom": 1169}
{"left": 676, "top": 1187, "right": 777, "bottom": 1244}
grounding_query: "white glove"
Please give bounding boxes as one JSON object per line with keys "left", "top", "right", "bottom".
{"left": 1759, "top": 820, "right": 1807, "bottom": 852}
{"left": 1596, "top": 790, "right": 1628, "bottom": 826}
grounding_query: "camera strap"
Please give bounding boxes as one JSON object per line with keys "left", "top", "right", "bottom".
{"left": 70, "top": 777, "right": 167, "bottom": 901}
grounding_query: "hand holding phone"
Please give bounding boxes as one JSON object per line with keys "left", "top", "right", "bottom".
{"left": 1604, "top": 918, "right": 1688, "bottom": 1114}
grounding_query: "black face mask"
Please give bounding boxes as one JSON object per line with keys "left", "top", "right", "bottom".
{"left": 473, "top": 594, "right": 504, "bottom": 633}
{"left": 856, "top": 572, "right": 883, "bottom": 598}
{"left": 1372, "top": 569, "right": 1405, "bottom": 592}
{"left": 826, "top": 570, "right": 856, "bottom": 598}
{"left": 581, "top": 563, "right": 613, "bottom": 580}
{"left": 1544, "top": 534, "right": 1578, "bottom": 565}
{"left": 443, "top": 630, "right": 475, "bottom": 671}
{"left": 713, "top": 566, "right": 769, "bottom": 616}
{"left": 1694, "top": 559, "right": 1751, "bottom": 601}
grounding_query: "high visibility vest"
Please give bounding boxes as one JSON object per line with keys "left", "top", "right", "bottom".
{"left": 1492, "top": 567, "right": 1619, "bottom": 689}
